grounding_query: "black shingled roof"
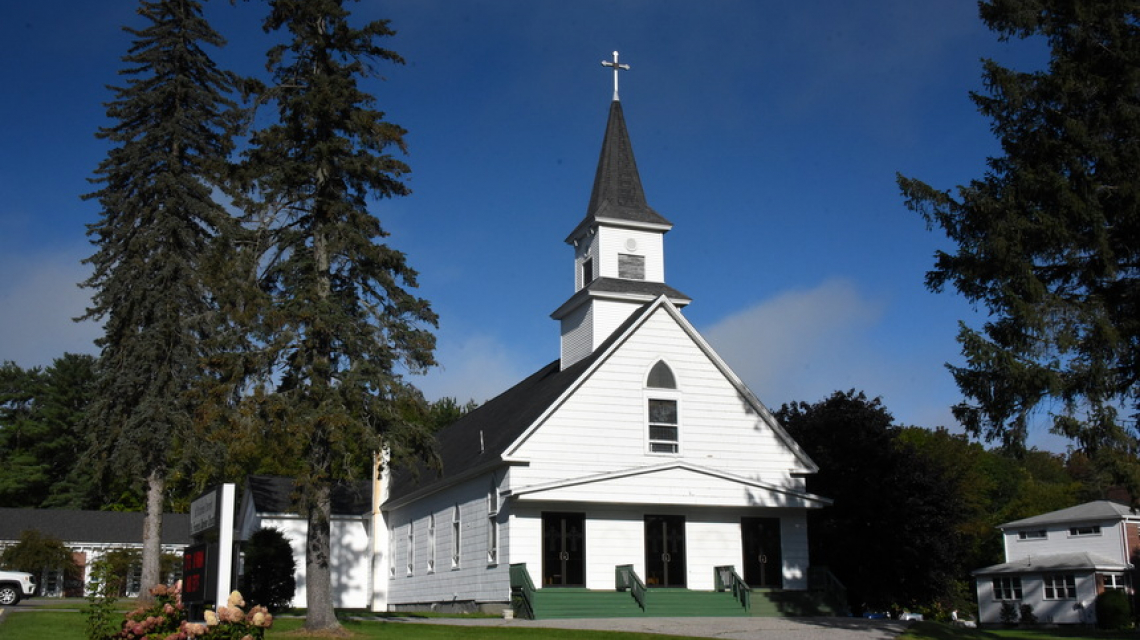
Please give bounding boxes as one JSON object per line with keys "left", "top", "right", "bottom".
{"left": 244, "top": 475, "right": 372, "bottom": 516}
{"left": 0, "top": 508, "right": 191, "bottom": 545}
{"left": 579, "top": 100, "right": 671, "bottom": 230}
{"left": 388, "top": 303, "right": 655, "bottom": 504}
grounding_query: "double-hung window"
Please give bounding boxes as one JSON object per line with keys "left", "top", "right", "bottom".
{"left": 1043, "top": 574, "right": 1076, "bottom": 599}
{"left": 992, "top": 576, "right": 1022, "bottom": 600}
{"left": 487, "top": 482, "right": 499, "bottom": 565}
{"left": 451, "top": 505, "right": 462, "bottom": 569}
{"left": 427, "top": 514, "right": 436, "bottom": 574}
{"left": 646, "top": 361, "right": 680, "bottom": 454}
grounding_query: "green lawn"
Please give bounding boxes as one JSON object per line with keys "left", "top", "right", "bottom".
{"left": 900, "top": 621, "right": 1138, "bottom": 640}
{"left": 0, "top": 610, "right": 709, "bottom": 640}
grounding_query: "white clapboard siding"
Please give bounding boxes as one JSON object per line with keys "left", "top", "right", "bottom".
{"left": 509, "top": 503, "right": 810, "bottom": 591}
{"left": 386, "top": 472, "right": 510, "bottom": 607}
{"left": 596, "top": 228, "right": 665, "bottom": 282}
{"left": 516, "top": 305, "right": 811, "bottom": 493}
{"left": 1003, "top": 520, "right": 1127, "bottom": 563}
{"left": 256, "top": 514, "right": 372, "bottom": 609}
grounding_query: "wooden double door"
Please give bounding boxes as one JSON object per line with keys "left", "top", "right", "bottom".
{"left": 742, "top": 516, "right": 783, "bottom": 588}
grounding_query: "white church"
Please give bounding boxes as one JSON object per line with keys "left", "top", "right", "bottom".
{"left": 240, "top": 57, "right": 838, "bottom": 618}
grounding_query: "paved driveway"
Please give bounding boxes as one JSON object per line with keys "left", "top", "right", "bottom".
{"left": 390, "top": 615, "right": 911, "bottom": 640}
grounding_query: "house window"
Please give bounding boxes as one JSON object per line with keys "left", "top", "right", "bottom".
{"left": 582, "top": 258, "right": 594, "bottom": 285}
{"left": 487, "top": 516, "right": 499, "bottom": 565}
{"left": 1017, "top": 530, "right": 1047, "bottom": 540}
{"left": 647, "top": 361, "right": 676, "bottom": 389}
{"left": 648, "top": 398, "right": 679, "bottom": 454}
{"left": 487, "top": 482, "right": 499, "bottom": 565}
{"left": 1043, "top": 574, "right": 1076, "bottom": 599}
{"left": 992, "top": 576, "right": 1022, "bottom": 600}
{"left": 452, "top": 505, "right": 462, "bottom": 568}
{"left": 1103, "top": 574, "right": 1129, "bottom": 591}
{"left": 618, "top": 254, "right": 645, "bottom": 280}
{"left": 389, "top": 529, "right": 396, "bottom": 577}
{"left": 427, "top": 514, "right": 436, "bottom": 574}
{"left": 1069, "top": 525, "right": 1101, "bottom": 536}
{"left": 406, "top": 524, "right": 415, "bottom": 576}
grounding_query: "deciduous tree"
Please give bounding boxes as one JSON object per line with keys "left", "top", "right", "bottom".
{"left": 897, "top": 0, "right": 1140, "bottom": 490}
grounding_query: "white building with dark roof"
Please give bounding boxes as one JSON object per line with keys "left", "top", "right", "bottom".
{"left": 973, "top": 500, "right": 1139, "bottom": 624}
{"left": 371, "top": 86, "right": 834, "bottom": 618}
{"left": 0, "top": 508, "right": 190, "bottom": 597}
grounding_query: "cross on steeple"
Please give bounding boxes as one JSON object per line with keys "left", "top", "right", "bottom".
{"left": 601, "top": 51, "right": 630, "bottom": 101}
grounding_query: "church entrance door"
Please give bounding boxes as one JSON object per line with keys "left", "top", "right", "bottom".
{"left": 644, "top": 515, "right": 686, "bottom": 587}
{"left": 742, "top": 517, "right": 782, "bottom": 588}
{"left": 542, "top": 512, "right": 585, "bottom": 587}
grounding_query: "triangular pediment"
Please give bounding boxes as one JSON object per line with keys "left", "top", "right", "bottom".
{"left": 506, "top": 461, "right": 829, "bottom": 509}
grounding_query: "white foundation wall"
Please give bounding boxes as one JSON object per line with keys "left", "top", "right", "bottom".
{"left": 385, "top": 472, "right": 511, "bottom": 608}
{"left": 510, "top": 502, "right": 810, "bottom": 591}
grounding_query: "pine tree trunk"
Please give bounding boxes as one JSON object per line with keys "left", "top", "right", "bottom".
{"left": 303, "top": 483, "right": 341, "bottom": 632}
{"left": 139, "top": 469, "right": 165, "bottom": 603}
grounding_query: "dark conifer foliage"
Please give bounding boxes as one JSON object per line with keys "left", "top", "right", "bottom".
{"left": 81, "top": 0, "right": 238, "bottom": 599}
{"left": 898, "top": 0, "right": 1140, "bottom": 482}
{"left": 0, "top": 355, "right": 100, "bottom": 509}
{"left": 239, "top": 0, "right": 436, "bottom": 629}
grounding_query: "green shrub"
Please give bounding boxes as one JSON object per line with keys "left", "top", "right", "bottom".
{"left": 999, "top": 601, "right": 1018, "bottom": 625}
{"left": 1096, "top": 589, "right": 1133, "bottom": 630}
{"left": 1018, "top": 603, "right": 1037, "bottom": 625}
{"left": 239, "top": 528, "right": 296, "bottom": 613}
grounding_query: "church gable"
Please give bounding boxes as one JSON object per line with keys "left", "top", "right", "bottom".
{"left": 508, "top": 299, "right": 815, "bottom": 489}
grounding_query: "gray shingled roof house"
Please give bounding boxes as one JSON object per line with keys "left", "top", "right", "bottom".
{"left": 0, "top": 508, "right": 191, "bottom": 597}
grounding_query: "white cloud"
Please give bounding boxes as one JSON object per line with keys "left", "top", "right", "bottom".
{"left": 0, "top": 247, "right": 101, "bottom": 368}
{"left": 413, "top": 331, "right": 533, "bottom": 405}
{"left": 701, "top": 278, "right": 884, "bottom": 412}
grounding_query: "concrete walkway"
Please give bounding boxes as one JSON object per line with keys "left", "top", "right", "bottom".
{"left": 387, "top": 615, "right": 912, "bottom": 640}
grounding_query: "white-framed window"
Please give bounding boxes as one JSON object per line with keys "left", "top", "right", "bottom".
{"left": 646, "top": 360, "right": 680, "bottom": 454}
{"left": 648, "top": 398, "right": 679, "bottom": 453}
{"left": 992, "top": 576, "right": 1022, "bottom": 600}
{"left": 1043, "top": 574, "right": 1076, "bottom": 599}
{"left": 1069, "top": 525, "right": 1101, "bottom": 537}
{"left": 1017, "top": 529, "right": 1046, "bottom": 540}
{"left": 451, "top": 505, "right": 462, "bottom": 569}
{"left": 487, "top": 515, "right": 498, "bottom": 565}
{"left": 427, "top": 514, "right": 436, "bottom": 574}
{"left": 389, "top": 529, "right": 396, "bottom": 577}
{"left": 406, "top": 524, "right": 415, "bottom": 576}
{"left": 1103, "top": 574, "right": 1129, "bottom": 591}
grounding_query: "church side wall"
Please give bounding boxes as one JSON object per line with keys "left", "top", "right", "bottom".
{"left": 385, "top": 472, "right": 510, "bottom": 610}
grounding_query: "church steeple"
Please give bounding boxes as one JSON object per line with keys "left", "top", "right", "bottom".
{"left": 553, "top": 55, "right": 690, "bottom": 370}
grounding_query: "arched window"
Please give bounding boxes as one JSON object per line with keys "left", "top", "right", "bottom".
{"left": 647, "top": 360, "right": 676, "bottom": 389}
{"left": 646, "top": 361, "right": 679, "bottom": 454}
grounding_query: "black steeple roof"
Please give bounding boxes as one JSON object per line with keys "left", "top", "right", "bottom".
{"left": 579, "top": 100, "right": 671, "bottom": 229}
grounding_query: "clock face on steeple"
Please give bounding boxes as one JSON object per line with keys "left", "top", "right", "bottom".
{"left": 625, "top": 238, "right": 638, "bottom": 252}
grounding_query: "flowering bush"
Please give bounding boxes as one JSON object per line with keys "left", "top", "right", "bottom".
{"left": 113, "top": 583, "right": 273, "bottom": 640}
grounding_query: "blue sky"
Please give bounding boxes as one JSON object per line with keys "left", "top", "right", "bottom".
{"left": 0, "top": 1, "right": 1069, "bottom": 449}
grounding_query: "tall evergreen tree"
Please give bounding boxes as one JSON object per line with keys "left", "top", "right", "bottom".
{"left": 897, "top": 0, "right": 1140, "bottom": 488}
{"left": 82, "top": 0, "right": 238, "bottom": 600}
{"left": 240, "top": 0, "right": 436, "bottom": 629}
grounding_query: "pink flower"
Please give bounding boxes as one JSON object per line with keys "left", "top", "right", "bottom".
{"left": 227, "top": 590, "right": 245, "bottom": 609}
{"left": 204, "top": 610, "right": 219, "bottom": 626}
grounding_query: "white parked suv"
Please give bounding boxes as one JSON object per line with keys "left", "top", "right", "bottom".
{"left": 0, "top": 570, "right": 36, "bottom": 605}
